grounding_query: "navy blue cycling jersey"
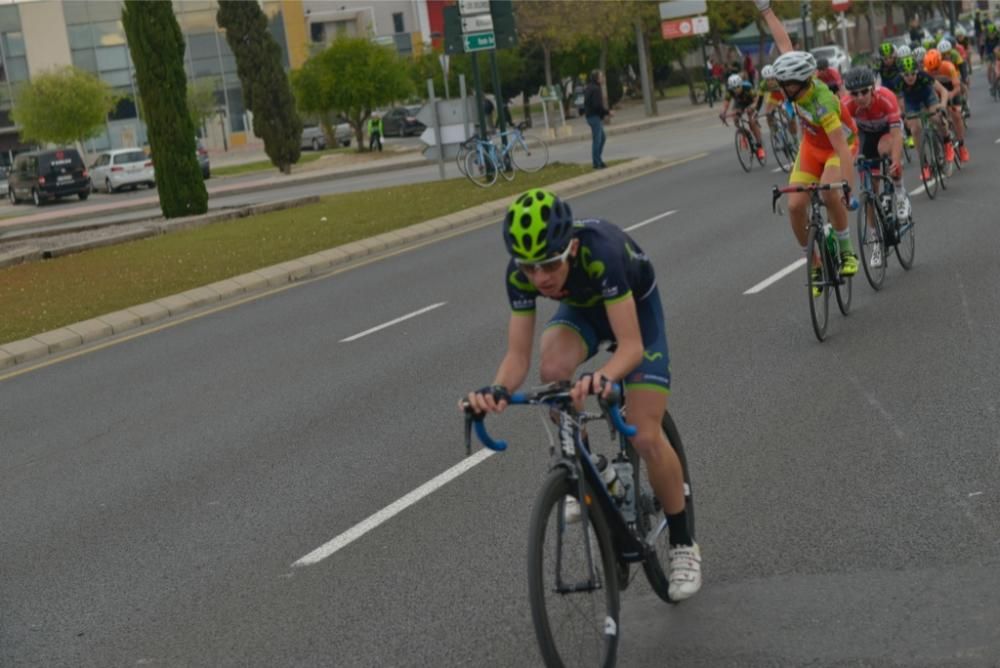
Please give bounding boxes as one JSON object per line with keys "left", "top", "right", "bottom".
{"left": 726, "top": 81, "right": 757, "bottom": 108}
{"left": 877, "top": 60, "right": 902, "bottom": 93}
{"left": 505, "top": 219, "right": 656, "bottom": 313}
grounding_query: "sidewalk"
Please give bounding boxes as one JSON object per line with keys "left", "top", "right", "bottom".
{"left": 0, "top": 94, "right": 714, "bottom": 239}
{"left": 205, "top": 94, "right": 711, "bottom": 168}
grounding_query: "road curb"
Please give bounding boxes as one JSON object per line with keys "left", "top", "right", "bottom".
{"left": 0, "top": 157, "right": 665, "bottom": 371}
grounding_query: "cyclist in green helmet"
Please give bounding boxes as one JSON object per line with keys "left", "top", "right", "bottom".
{"left": 464, "top": 188, "right": 702, "bottom": 601}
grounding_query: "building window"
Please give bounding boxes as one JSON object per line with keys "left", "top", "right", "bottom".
{"left": 310, "top": 22, "right": 324, "bottom": 43}
{"left": 392, "top": 12, "right": 404, "bottom": 34}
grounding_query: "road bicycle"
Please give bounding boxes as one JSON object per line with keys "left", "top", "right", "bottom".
{"left": 768, "top": 108, "right": 798, "bottom": 173}
{"left": 772, "top": 182, "right": 854, "bottom": 342}
{"left": 855, "top": 157, "right": 916, "bottom": 291}
{"left": 463, "top": 381, "right": 695, "bottom": 668}
{"left": 459, "top": 121, "right": 550, "bottom": 187}
{"left": 723, "top": 111, "right": 766, "bottom": 172}
{"left": 913, "top": 109, "right": 947, "bottom": 200}
{"left": 937, "top": 106, "right": 963, "bottom": 178}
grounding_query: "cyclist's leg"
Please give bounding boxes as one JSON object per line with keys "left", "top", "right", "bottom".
{"left": 789, "top": 143, "right": 822, "bottom": 253}
{"left": 747, "top": 107, "right": 764, "bottom": 146}
{"left": 539, "top": 308, "right": 594, "bottom": 383}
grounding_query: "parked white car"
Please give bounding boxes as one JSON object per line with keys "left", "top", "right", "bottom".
{"left": 90, "top": 148, "right": 155, "bottom": 193}
{"left": 810, "top": 45, "right": 850, "bottom": 74}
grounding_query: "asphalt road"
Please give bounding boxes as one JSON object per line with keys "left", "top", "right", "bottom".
{"left": 3, "top": 82, "right": 999, "bottom": 667}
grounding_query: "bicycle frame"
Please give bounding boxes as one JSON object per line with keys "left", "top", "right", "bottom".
{"left": 464, "top": 384, "right": 650, "bottom": 568}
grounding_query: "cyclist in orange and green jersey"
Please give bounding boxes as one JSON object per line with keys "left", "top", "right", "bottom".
{"left": 757, "top": 0, "right": 861, "bottom": 287}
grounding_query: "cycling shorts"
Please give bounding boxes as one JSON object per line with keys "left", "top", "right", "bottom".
{"left": 859, "top": 130, "right": 889, "bottom": 160}
{"left": 903, "top": 88, "right": 939, "bottom": 116}
{"left": 790, "top": 139, "right": 857, "bottom": 184}
{"left": 544, "top": 286, "right": 671, "bottom": 393}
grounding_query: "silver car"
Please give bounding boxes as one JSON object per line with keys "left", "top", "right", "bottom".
{"left": 301, "top": 125, "right": 327, "bottom": 151}
{"left": 90, "top": 148, "right": 155, "bottom": 193}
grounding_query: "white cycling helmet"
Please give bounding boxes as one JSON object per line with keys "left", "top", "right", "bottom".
{"left": 937, "top": 39, "right": 952, "bottom": 53}
{"left": 727, "top": 74, "right": 743, "bottom": 90}
{"left": 955, "top": 25, "right": 967, "bottom": 37}
{"left": 896, "top": 45, "right": 912, "bottom": 58}
{"left": 913, "top": 46, "right": 927, "bottom": 62}
{"left": 772, "top": 50, "right": 817, "bottom": 82}
{"left": 761, "top": 65, "right": 775, "bottom": 79}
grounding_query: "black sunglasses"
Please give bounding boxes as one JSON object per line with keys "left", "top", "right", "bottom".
{"left": 849, "top": 88, "right": 872, "bottom": 97}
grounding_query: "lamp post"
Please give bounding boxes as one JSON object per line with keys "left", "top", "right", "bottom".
{"left": 800, "top": 1, "right": 811, "bottom": 51}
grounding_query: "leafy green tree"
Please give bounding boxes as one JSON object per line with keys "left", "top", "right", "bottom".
{"left": 217, "top": 0, "right": 302, "bottom": 173}
{"left": 122, "top": 0, "right": 207, "bottom": 218}
{"left": 10, "top": 66, "right": 116, "bottom": 148}
{"left": 187, "top": 77, "right": 220, "bottom": 135}
{"left": 290, "top": 38, "right": 412, "bottom": 151}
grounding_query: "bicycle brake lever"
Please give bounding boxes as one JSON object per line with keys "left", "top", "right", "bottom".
{"left": 771, "top": 185, "right": 782, "bottom": 214}
{"left": 463, "top": 412, "right": 473, "bottom": 457}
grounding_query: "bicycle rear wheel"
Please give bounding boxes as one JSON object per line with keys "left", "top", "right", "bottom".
{"left": 734, "top": 128, "right": 753, "bottom": 172}
{"left": 857, "top": 194, "right": 887, "bottom": 291}
{"left": 637, "top": 411, "right": 695, "bottom": 604}
{"left": 771, "top": 130, "right": 792, "bottom": 173}
{"left": 835, "top": 257, "right": 852, "bottom": 316}
{"left": 464, "top": 148, "right": 499, "bottom": 188}
{"left": 929, "top": 131, "right": 948, "bottom": 189}
{"left": 528, "top": 468, "right": 620, "bottom": 668}
{"left": 895, "top": 213, "right": 916, "bottom": 270}
{"left": 807, "top": 226, "right": 830, "bottom": 342}
{"left": 511, "top": 134, "right": 549, "bottom": 173}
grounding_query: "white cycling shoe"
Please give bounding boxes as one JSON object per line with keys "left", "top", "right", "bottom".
{"left": 668, "top": 543, "right": 703, "bottom": 601}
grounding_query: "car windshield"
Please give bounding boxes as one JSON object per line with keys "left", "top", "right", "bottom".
{"left": 115, "top": 151, "right": 147, "bottom": 164}
{"left": 406, "top": 106, "right": 421, "bottom": 116}
{"left": 811, "top": 47, "right": 838, "bottom": 58}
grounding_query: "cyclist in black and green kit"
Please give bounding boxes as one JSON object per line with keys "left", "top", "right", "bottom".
{"left": 464, "top": 189, "right": 702, "bottom": 601}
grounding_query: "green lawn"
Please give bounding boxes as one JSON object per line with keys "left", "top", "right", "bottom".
{"left": 211, "top": 146, "right": 352, "bottom": 178}
{"left": 1, "top": 162, "right": 601, "bottom": 345}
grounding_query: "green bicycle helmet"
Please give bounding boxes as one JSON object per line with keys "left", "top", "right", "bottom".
{"left": 880, "top": 42, "right": 895, "bottom": 57}
{"left": 900, "top": 55, "right": 919, "bottom": 73}
{"left": 503, "top": 189, "right": 574, "bottom": 262}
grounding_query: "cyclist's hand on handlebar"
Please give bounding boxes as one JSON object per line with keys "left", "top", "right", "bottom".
{"left": 462, "top": 384, "right": 510, "bottom": 415}
{"left": 570, "top": 372, "right": 613, "bottom": 410}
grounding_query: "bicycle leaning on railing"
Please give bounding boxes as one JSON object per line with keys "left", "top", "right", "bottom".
{"left": 462, "top": 380, "right": 695, "bottom": 668}
{"left": 458, "top": 121, "right": 550, "bottom": 188}
{"left": 771, "top": 181, "right": 854, "bottom": 342}
{"left": 855, "top": 156, "right": 916, "bottom": 291}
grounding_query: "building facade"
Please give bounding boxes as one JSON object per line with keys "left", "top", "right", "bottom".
{"left": 303, "top": 0, "right": 431, "bottom": 56}
{"left": 0, "top": 0, "right": 313, "bottom": 166}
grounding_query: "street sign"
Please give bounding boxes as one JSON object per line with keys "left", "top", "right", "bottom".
{"left": 443, "top": 2, "right": 516, "bottom": 55}
{"left": 658, "top": 0, "right": 707, "bottom": 20}
{"left": 464, "top": 31, "right": 496, "bottom": 52}
{"left": 831, "top": 0, "right": 850, "bottom": 11}
{"left": 461, "top": 14, "right": 493, "bottom": 33}
{"left": 660, "top": 15, "right": 709, "bottom": 40}
{"left": 458, "top": 0, "right": 490, "bottom": 15}
{"left": 415, "top": 97, "right": 477, "bottom": 128}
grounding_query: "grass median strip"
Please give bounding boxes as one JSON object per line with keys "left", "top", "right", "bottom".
{"left": 1, "top": 162, "right": 600, "bottom": 345}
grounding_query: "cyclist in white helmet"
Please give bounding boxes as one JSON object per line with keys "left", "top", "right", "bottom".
{"left": 755, "top": 0, "right": 861, "bottom": 289}
{"left": 758, "top": 63, "right": 799, "bottom": 143}
{"left": 718, "top": 72, "right": 766, "bottom": 161}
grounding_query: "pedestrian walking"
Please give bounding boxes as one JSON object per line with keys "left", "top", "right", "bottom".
{"left": 367, "top": 113, "right": 383, "bottom": 152}
{"left": 583, "top": 69, "right": 612, "bottom": 170}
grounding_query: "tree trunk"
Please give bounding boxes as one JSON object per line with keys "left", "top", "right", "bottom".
{"left": 522, "top": 90, "right": 531, "bottom": 127}
{"left": 676, "top": 57, "right": 696, "bottom": 105}
{"left": 543, "top": 44, "right": 552, "bottom": 88}
{"left": 644, "top": 28, "right": 658, "bottom": 114}
{"left": 599, "top": 36, "right": 609, "bottom": 110}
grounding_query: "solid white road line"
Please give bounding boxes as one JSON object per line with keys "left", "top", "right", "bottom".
{"left": 909, "top": 184, "right": 927, "bottom": 197}
{"left": 772, "top": 167, "right": 784, "bottom": 173}
{"left": 293, "top": 448, "right": 496, "bottom": 566}
{"left": 995, "top": 138, "right": 1000, "bottom": 144}
{"left": 340, "top": 302, "right": 446, "bottom": 342}
{"left": 744, "top": 258, "right": 806, "bottom": 295}
{"left": 624, "top": 209, "right": 677, "bottom": 232}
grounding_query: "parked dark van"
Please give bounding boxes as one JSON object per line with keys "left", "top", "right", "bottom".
{"left": 8, "top": 148, "right": 91, "bottom": 206}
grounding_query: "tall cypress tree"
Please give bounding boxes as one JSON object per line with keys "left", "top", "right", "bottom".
{"left": 217, "top": 0, "right": 302, "bottom": 175}
{"left": 122, "top": 0, "right": 207, "bottom": 218}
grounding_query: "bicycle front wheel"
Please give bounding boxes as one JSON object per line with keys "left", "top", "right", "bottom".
{"left": 528, "top": 468, "right": 620, "bottom": 668}
{"left": 637, "top": 411, "right": 695, "bottom": 604}
{"left": 464, "top": 148, "right": 499, "bottom": 188}
{"left": 734, "top": 128, "right": 753, "bottom": 172}
{"left": 919, "top": 135, "right": 939, "bottom": 200}
{"left": 857, "top": 194, "right": 887, "bottom": 291}
{"left": 807, "top": 226, "right": 830, "bottom": 342}
{"left": 510, "top": 134, "right": 549, "bottom": 173}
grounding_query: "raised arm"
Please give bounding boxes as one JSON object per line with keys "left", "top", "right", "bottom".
{"left": 755, "top": 0, "right": 794, "bottom": 54}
